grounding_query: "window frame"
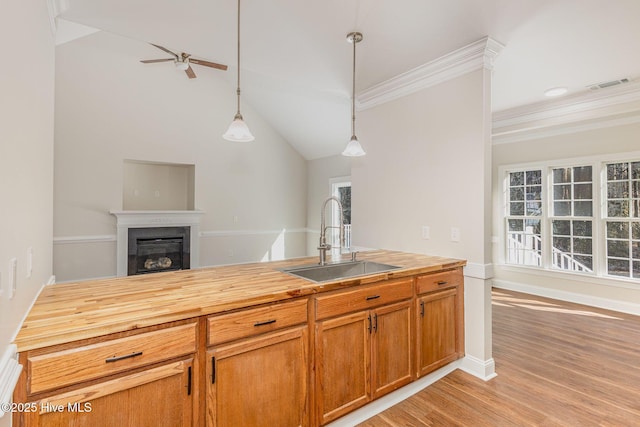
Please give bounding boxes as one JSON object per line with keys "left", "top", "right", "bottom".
{"left": 603, "top": 161, "right": 640, "bottom": 279}
{"left": 329, "top": 176, "right": 352, "bottom": 248}
{"left": 499, "top": 151, "right": 640, "bottom": 283}
{"left": 549, "top": 165, "right": 595, "bottom": 273}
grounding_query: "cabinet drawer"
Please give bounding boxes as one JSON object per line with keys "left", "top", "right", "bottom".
{"left": 416, "top": 269, "right": 462, "bottom": 295}
{"left": 208, "top": 298, "right": 308, "bottom": 346}
{"left": 315, "top": 278, "right": 413, "bottom": 320}
{"left": 28, "top": 322, "right": 197, "bottom": 394}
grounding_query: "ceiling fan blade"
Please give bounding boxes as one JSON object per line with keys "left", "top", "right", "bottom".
{"left": 140, "top": 58, "right": 174, "bottom": 63}
{"left": 189, "top": 58, "right": 228, "bottom": 71}
{"left": 150, "top": 44, "right": 178, "bottom": 59}
{"left": 185, "top": 66, "right": 197, "bottom": 79}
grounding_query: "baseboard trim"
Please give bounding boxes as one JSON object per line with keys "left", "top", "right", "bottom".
{"left": 327, "top": 360, "right": 462, "bottom": 426}
{"left": 459, "top": 355, "right": 497, "bottom": 381}
{"left": 493, "top": 279, "right": 640, "bottom": 316}
{"left": 0, "top": 344, "right": 22, "bottom": 419}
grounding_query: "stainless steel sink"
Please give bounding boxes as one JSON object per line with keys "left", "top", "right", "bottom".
{"left": 280, "top": 260, "right": 401, "bottom": 283}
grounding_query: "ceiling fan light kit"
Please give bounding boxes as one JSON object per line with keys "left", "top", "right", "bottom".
{"left": 342, "top": 31, "right": 366, "bottom": 157}
{"left": 223, "top": 0, "right": 254, "bottom": 142}
{"left": 175, "top": 61, "right": 189, "bottom": 71}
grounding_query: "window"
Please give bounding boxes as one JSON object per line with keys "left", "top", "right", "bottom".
{"left": 550, "top": 166, "right": 593, "bottom": 272}
{"left": 503, "top": 157, "right": 640, "bottom": 281}
{"left": 506, "top": 170, "right": 542, "bottom": 266}
{"left": 605, "top": 162, "right": 640, "bottom": 278}
{"left": 330, "top": 177, "right": 352, "bottom": 248}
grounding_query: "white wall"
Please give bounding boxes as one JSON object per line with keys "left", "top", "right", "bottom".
{"left": 352, "top": 68, "right": 495, "bottom": 376}
{"left": 492, "top": 121, "right": 640, "bottom": 310}
{"left": 0, "top": 1, "right": 54, "bottom": 425}
{"left": 353, "top": 70, "right": 489, "bottom": 261}
{"left": 306, "top": 154, "right": 352, "bottom": 256}
{"left": 54, "top": 31, "right": 307, "bottom": 282}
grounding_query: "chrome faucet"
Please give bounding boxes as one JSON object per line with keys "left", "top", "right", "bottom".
{"left": 318, "top": 196, "right": 345, "bottom": 265}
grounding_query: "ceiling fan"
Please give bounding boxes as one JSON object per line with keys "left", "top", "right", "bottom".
{"left": 140, "top": 44, "right": 228, "bottom": 79}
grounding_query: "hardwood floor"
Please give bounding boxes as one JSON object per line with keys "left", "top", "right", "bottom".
{"left": 357, "top": 288, "right": 640, "bottom": 426}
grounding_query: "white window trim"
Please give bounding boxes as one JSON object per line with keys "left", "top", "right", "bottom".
{"left": 329, "top": 176, "right": 351, "bottom": 247}
{"left": 497, "top": 150, "right": 640, "bottom": 284}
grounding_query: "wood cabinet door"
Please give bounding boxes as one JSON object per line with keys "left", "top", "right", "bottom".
{"left": 33, "top": 359, "right": 193, "bottom": 427}
{"left": 315, "top": 311, "right": 370, "bottom": 426}
{"left": 371, "top": 300, "right": 413, "bottom": 399}
{"left": 416, "top": 288, "right": 458, "bottom": 377}
{"left": 207, "top": 326, "right": 309, "bottom": 427}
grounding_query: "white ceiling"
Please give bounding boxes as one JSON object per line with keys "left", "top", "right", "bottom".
{"left": 54, "top": 0, "right": 640, "bottom": 159}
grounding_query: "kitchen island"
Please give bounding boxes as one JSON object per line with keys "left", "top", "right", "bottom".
{"left": 13, "top": 250, "right": 466, "bottom": 426}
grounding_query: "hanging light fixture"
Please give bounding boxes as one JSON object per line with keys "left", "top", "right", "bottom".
{"left": 342, "top": 31, "right": 366, "bottom": 157}
{"left": 223, "top": 0, "right": 254, "bottom": 142}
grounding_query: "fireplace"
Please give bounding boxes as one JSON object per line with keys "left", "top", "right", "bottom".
{"left": 128, "top": 227, "right": 190, "bottom": 275}
{"left": 110, "top": 210, "right": 204, "bottom": 277}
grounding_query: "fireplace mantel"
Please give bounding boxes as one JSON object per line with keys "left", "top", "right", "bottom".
{"left": 110, "top": 210, "right": 204, "bottom": 277}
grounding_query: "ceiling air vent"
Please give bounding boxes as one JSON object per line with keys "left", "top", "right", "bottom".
{"left": 588, "top": 78, "right": 630, "bottom": 91}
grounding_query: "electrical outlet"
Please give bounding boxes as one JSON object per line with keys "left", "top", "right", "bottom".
{"left": 451, "top": 227, "right": 460, "bottom": 242}
{"left": 9, "top": 258, "right": 17, "bottom": 299}
{"left": 421, "top": 226, "right": 430, "bottom": 240}
{"left": 26, "top": 247, "right": 33, "bottom": 278}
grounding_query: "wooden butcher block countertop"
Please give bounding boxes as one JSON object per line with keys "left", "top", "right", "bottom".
{"left": 13, "top": 250, "right": 465, "bottom": 352}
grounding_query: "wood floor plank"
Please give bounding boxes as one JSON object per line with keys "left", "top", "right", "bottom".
{"left": 358, "top": 288, "right": 640, "bottom": 426}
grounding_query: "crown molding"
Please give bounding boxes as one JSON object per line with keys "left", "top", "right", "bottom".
{"left": 357, "top": 36, "right": 504, "bottom": 111}
{"left": 45, "top": 0, "right": 67, "bottom": 35}
{"left": 492, "top": 80, "right": 640, "bottom": 144}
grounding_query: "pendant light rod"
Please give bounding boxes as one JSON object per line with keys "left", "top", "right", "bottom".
{"left": 349, "top": 32, "right": 362, "bottom": 139}
{"left": 223, "top": 0, "right": 254, "bottom": 142}
{"left": 342, "top": 32, "right": 365, "bottom": 157}
{"left": 234, "top": 0, "right": 241, "bottom": 116}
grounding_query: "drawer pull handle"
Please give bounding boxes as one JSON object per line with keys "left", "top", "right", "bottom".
{"left": 254, "top": 319, "right": 277, "bottom": 327}
{"left": 187, "top": 366, "right": 192, "bottom": 396}
{"left": 437, "top": 281, "right": 448, "bottom": 286}
{"left": 105, "top": 351, "right": 143, "bottom": 363}
{"left": 211, "top": 356, "right": 216, "bottom": 384}
{"left": 366, "top": 295, "right": 380, "bottom": 301}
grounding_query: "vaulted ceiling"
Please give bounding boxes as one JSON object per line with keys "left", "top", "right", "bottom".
{"left": 52, "top": 0, "right": 640, "bottom": 159}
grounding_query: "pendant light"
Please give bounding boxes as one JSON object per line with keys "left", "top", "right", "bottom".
{"left": 342, "top": 32, "right": 366, "bottom": 157}
{"left": 223, "top": 0, "right": 254, "bottom": 142}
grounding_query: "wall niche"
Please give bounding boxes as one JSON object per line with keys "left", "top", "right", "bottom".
{"left": 123, "top": 160, "right": 195, "bottom": 210}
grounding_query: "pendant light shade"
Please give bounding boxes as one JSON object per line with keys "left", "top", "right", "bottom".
{"left": 343, "top": 136, "right": 365, "bottom": 157}
{"left": 224, "top": 112, "right": 254, "bottom": 142}
{"left": 223, "top": 0, "right": 254, "bottom": 142}
{"left": 342, "top": 31, "right": 365, "bottom": 157}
